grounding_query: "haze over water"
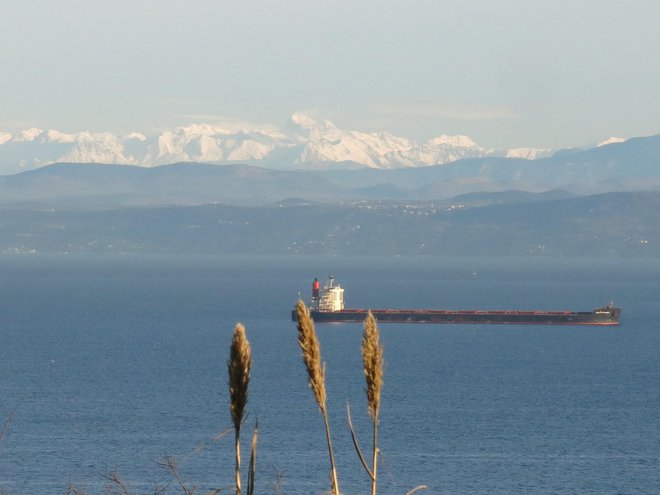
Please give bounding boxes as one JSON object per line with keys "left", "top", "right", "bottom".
{"left": 1, "top": 255, "right": 659, "bottom": 494}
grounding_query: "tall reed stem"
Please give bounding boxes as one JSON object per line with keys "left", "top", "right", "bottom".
{"left": 362, "top": 311, "right": 383, "bottom": 495}
{"left": 234, "top": 428, "right": 242, "bottom": 495}
{"left": 371, "top": 419, "right": 378, "bottom": 495}
{"left": 228, "top": 323, "right": 252, "bottom": 495}
{"left": 295, "top": 300, "right": 340, "bottom": 495}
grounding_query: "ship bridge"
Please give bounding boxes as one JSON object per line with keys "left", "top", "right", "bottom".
{"left": 315, "top": 276, "right": 344, "bottom": 312}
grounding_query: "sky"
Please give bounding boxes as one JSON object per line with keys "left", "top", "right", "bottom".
{"left": 1, "top": 0, "right": 659, "bottom": 149}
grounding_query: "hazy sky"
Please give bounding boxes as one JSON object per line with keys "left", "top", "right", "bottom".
{"left": 2, "top": 0, "right": 659, "bottom": 149}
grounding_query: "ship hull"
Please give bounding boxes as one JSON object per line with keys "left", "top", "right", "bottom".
{"left": 293, "top": 307, "right": 621, "bottom": 326}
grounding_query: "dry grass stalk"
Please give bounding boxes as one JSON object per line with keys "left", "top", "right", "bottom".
{"left": 156, "top": 454, "right": 197, "bottom": 495}
{"left": 362, "top": 312, "right": 383, "bottom": 421}
{"left": 102, "top": 470, "right": 130, "bottom": 495}
{"left": 295, "top": 300, "right": 327, "bottom": 410}
{"left": 272, "top": 468, "right": 284, "bottom": 495}
{"left": 246, "top": 421, "right": 259, "bottom": 495}
{"left": 295, "top": 299, "right": 340, "bottom": 495}
{"left": 228, "top": 323, "right": 252, "bottom": 429}
{"left": 361, "top": 311, "right": 384, "bottom": 495}
{"left": 228, "top": 323, "right": 252, "bottom": 495}
{"left": 404, "top": 486, "right": 429, "bottom": 495}
{"left": 346, "top": 402, "right": 372, "bottom": 477}
{"left": 65, "top": 482, "right": 88, "bottom": 495}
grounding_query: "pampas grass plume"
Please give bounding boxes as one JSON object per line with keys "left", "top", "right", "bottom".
{"left": 362, "top": 311, "right": 383, "bottom": 420}
{"left": 228, "top": 322, "right": 252, "bottom": 495}
{"left": 228, "top": 323, "right": 252, "bottom": 429}
{"left": 295, "top": 299, "right": 339, "bottom": 495}
{"left": 295, "top": 300, "right": 327, "bottom": 411}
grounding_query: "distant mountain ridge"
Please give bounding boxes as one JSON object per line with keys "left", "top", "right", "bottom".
{"left": 0, "top": 113, "right": 558, "bottom": 174}
{"left": 0, "top": 132, "right": 659, "bottom": 207}
{"left": 2, "top": 134, "right": 659, "bottom": 258}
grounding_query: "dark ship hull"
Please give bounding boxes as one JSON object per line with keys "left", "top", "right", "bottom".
{"left": 296, "top": 306, "right": 621, "bottom": 325}
{"left": 293, "top": 277, "right": 621, "bottom": 326}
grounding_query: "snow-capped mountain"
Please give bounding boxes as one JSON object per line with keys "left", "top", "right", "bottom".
{"left": 0, "top": 113, "right": 559, "bottom": 174}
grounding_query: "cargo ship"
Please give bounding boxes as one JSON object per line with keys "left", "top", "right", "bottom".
{"left": 292, "top": 276, "right": 621, "bottom": 326}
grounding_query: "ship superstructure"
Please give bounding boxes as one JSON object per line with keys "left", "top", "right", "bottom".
{"left": 310, "top": 276, "right": 344, "bottom": 312}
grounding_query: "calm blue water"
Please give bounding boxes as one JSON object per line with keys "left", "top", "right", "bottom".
{"left": 1, "top": 255, "right": 659, "bottom": 494}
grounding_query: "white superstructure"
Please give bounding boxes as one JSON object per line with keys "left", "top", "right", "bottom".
{"left": 316, "top": 276, "right": 344, "bottom": 312}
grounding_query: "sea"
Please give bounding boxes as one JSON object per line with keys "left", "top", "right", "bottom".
{"left": 0, "top": 254, "right": 659, "bottom": 495}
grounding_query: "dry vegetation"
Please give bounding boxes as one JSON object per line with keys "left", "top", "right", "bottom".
{"left": 1, "top": 312, "right": 426, "bottom": 495}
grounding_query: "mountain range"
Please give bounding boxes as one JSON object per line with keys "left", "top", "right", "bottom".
{"left": 1, "top": 132, "right": 658, "bottom": 207}
{"left": 1, "top": 124, "right": 658, "bottom": 257}
{"left": 1, "top": 113, "right": 561, "bottom": 174}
